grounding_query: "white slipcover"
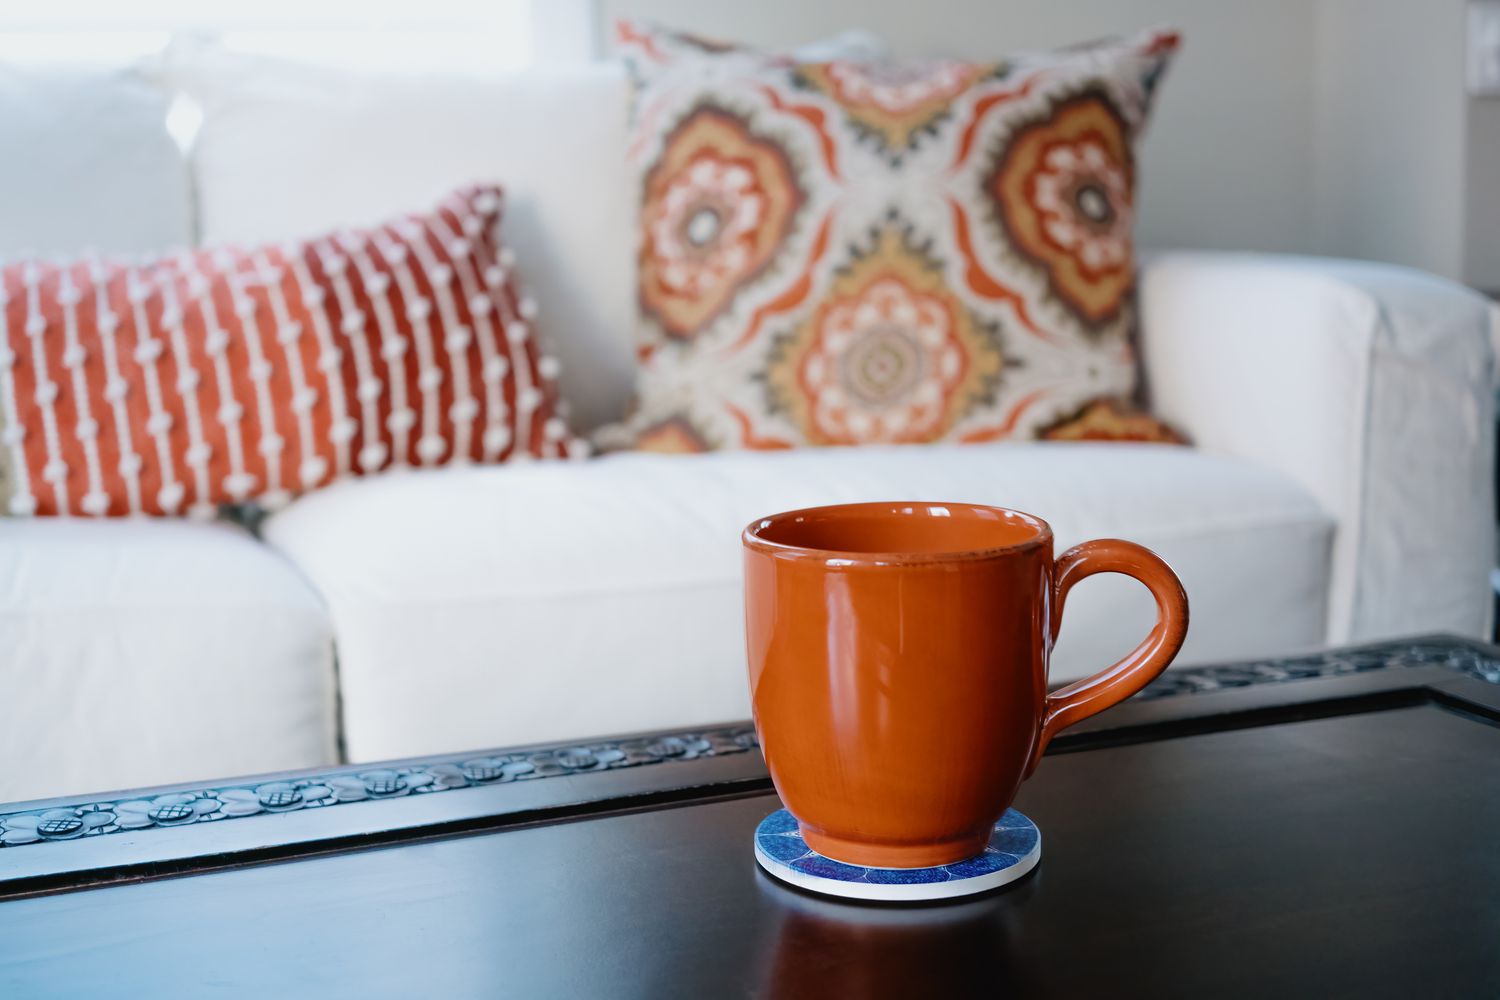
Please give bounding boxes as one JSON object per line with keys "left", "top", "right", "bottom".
{"left": 1, "top": 58, "right": 1492, "bottom": 799}
{"left": 1143, "top": 252, "right": 1498, "bottom": 643}
{"left": 263, "top": 444, "right": 1334, "bottom": 762}
{"left": 0, "top": 519, "right": 336, "bottom": 804}
{"left": 171, "top": 55, "right": 1497, "bottom": 766}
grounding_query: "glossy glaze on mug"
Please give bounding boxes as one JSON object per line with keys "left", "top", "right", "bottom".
{"left": 744, "top": 502, "right": 1188, "bottom": 869}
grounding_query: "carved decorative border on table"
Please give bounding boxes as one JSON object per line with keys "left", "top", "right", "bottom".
{"left": 1135, "top": 638, "right": 1500, "bottom": 699}
{"left": 3, "top": 639, "right": 1497, "bottom": 850}
{"left": 0, "top": 728, "right": 760, "bottom": 849}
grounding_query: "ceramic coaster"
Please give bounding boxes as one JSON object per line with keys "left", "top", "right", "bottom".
{"left": 753, "top": 808, "right": 1040, "bottom": 902}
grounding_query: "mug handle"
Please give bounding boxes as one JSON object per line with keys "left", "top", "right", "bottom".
{"left": 1024, "top": 538, "right": 1189, "bottom": 776}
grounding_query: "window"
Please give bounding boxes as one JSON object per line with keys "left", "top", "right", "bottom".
{"left": 0, "top": 0, "right": 594, "bottom": 73}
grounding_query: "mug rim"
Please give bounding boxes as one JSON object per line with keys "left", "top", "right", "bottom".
{"left": 742, "top": 501, "right": 1052, "bottom": 566}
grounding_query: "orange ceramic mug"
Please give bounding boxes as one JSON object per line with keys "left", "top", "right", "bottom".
{"left": 743, "top": 502, "right": 1188, "bottom": 869}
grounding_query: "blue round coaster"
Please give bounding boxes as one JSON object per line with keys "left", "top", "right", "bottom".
{"left": 754, "top": 808, "right": 1041, "bottom": 902}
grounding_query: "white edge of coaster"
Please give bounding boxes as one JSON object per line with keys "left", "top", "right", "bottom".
{"left": 754, "top": 833, "right": 1041, "bottom": 902}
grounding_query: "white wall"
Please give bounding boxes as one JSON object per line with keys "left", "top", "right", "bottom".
{"left": 1465, "top": 98, "right": 1500, "bottom": 290}
{"left": 602, "top": 0, "right": 1497, "bottom": 286}
{"left": 1313, "top": 0, "right": 1469, "bottom": 281}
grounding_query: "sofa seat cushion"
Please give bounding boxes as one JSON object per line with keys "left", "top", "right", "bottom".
{"left": 264, "top": 443, "right": 1334, "bottom": 762}
{"left": 0, "top": 519, "right": 336, "bottom": 803}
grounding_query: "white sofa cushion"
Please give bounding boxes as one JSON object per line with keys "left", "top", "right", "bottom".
{"left": 163, "top": 46, "right": 637, "bottom": 431}
{"left": 0, "top": 65, "right": 192, "bottom": 257}
{"left": 0, "top": 518, "right": 336, "bottom": 803}
{"left": 263, "top": 444, "right": 1334, "bottom": 762}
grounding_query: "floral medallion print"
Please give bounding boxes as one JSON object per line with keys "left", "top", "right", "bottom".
{"left": 1040, "top": 398, "right": 1186, "bottom": 443}
{"left": 607, "top": 22, "right": 1179, "bottom": 452}
{"left": 796, "top": 59, "right": 1001, "bottom": 159}
{"left": 988, "top": 92, "right": 1136, "bottom": 326}
{"left": 633, "top": 414, "right": 713, "bottom": 453}
{"left": 639, "top": 105, "right": 803, "bottom": 341}
{"left": 766, "top": 226, "right": 1002, "bottom": 445}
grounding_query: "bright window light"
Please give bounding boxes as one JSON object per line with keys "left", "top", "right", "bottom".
{"left": 0, "top": 0, "right": 576, "bottom": 72}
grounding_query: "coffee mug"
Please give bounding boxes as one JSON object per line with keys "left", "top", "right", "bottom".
{"left": 743, "top": 502, "right": 1188, "bottom": 869}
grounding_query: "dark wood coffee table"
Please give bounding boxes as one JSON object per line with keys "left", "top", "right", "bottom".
{"left": 2, "top": 636, "right": 1498, "bottom": 997}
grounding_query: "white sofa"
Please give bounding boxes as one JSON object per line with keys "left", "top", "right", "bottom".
{"left": 0, "top": 56, "right": 1495, "bottom": 802}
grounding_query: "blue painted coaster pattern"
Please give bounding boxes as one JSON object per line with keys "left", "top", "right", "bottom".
{"left": 755, "top": 808, "right": 1040, "bottom": 900}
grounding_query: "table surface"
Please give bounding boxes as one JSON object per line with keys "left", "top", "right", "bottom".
{"left": 2, "top": 636, "right": 1499, "bottom": 998}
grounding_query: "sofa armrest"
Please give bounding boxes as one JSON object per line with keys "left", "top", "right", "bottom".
{"left": 1139, "top": 251, "right": 1498, "bottom": 644}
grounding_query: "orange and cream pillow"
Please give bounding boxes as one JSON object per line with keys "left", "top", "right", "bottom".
{"left": 600, "top": 23, "right": 1181, "bottom": 452}
{"left": 0, "top": 185, "right": 584, "bottom": 517}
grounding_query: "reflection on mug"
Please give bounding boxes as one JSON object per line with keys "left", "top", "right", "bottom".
{"left": 753, "top": 868, "right": 1047, "bottom": 998}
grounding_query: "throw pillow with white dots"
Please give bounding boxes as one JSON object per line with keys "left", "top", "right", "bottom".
{"left": 0, "top": 185, "right": 586, "bottom": 517}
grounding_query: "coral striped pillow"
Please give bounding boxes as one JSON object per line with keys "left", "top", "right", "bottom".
{"left": 0, "top": 186, "right": 585, "bottom": 517}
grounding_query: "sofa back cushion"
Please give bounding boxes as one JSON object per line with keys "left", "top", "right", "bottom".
{"left": 0, "top": 65, "right": 192, "bottom": 258}
{"left": 598, "top": 23, "right": 1178, "bottom": 453}
{"left": 163, "top": 45, "right": 637, "bottom": 431}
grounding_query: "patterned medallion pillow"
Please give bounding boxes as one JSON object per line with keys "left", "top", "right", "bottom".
{"left": 600, "top": 22, "right": 1180, "bottom": 453}
{"left": 0, "top": 185, "right": 584, "bottom": 517}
